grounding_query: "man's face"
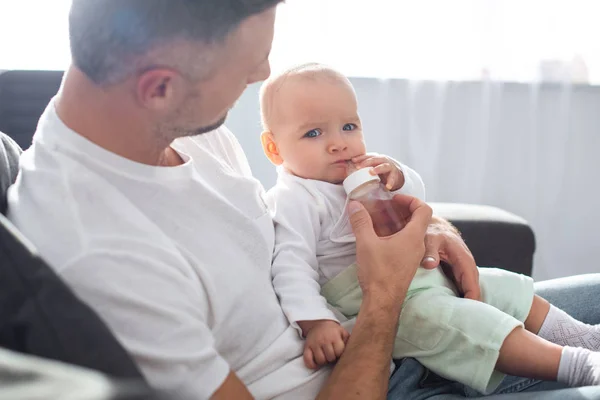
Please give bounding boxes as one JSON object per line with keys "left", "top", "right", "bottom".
{"left": 163, "top": 8, "right": 276, "bottom": 138}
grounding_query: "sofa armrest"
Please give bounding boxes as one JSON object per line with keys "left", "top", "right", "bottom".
{"left": 0, "top": 132, "right": 22, "bottom": 214}
{"left": 430, "top": 203, "right": 536, "bottom": 277}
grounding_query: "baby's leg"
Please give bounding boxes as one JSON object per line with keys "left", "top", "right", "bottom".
{"left": 497, "top": 326, "right": 560, "bottom": 381}
{"left": 476, "top": 267, "right": 600, "bottom": 351}
{"left": 497, "top": 326, "right": 600, "bottom": 387}
{"left": 525, "top": 295, "right": 600, "bottom": 350}
{"left": 523, "top": 295, "right": 550, "bottom": 333}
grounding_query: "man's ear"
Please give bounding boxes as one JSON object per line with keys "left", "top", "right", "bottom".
{"left": 261, "top": 131, "right": 283, "bottom": 165}
{"left": 135, "top": 68, "right": 182, "bottom": 112}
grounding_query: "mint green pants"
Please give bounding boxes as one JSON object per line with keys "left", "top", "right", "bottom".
{"left": 321, "top": 265, "right": 534, "bottom": 394}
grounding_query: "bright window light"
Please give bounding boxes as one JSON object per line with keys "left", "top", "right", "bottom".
{"left": 0, "top": 0, "right": 597, "bottom": 83}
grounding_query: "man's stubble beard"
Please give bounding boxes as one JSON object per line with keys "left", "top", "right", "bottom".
{"left": 158, "top": 112, "right": 229, "bottom": 143}
{"left": 190, "top": 114, "right": 228, "bottom": 136}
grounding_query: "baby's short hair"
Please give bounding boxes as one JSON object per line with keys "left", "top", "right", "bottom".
{"left": 259, "top": 63, "right": 353, "bottom": 131}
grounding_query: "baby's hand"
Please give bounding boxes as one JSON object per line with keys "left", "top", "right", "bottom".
{"left": 298, "top": 320, "right": 350, "bottom": 369}
{"left": 352, "top": 153, "right": 405, "bottom": 191}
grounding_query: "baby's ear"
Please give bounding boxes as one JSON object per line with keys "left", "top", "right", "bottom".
{"left": 261, "top": 131, "right": 284, "bottom": 166}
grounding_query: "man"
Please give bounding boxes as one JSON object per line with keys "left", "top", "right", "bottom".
{"left": 7, "top": 1, "right": 600, "bottom": 399}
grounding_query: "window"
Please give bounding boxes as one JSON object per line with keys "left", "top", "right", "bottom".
{"left": 0, "top": 1, "right": 71, "bottom": 71}
{"left": 1, "top": 0, "right": 597, "bottom": 83}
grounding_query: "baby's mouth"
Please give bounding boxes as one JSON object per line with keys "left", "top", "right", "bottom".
{"left": 333, "top": 158, "right": 354, "bottom": 165}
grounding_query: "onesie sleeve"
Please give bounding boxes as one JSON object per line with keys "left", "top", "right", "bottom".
{"left": 265, "top": 181, "right": 339, "bottom": 336}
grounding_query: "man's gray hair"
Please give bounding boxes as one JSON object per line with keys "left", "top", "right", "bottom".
{"left": 69, "top": 0, "right": 281, "bottom": 85}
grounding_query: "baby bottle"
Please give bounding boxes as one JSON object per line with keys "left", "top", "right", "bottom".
{"left": 343, "top": 164, "right": 406, "bottom": 237}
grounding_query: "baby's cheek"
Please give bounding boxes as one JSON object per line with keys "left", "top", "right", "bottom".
{"left": 300, "top": 160, "right": 323, "bottom": 179}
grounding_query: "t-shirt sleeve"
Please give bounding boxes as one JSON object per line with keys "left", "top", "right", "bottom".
{"left": 266, "top": 183, "right": 338, "bottom": 335}
{"left": 59, "top": 241, "right": 230, "bottom": 399}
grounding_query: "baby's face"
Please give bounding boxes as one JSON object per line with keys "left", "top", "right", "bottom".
{"left": 272, "top": 78, "right": 366, "bottom": 184}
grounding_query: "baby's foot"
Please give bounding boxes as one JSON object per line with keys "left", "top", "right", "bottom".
{"left": 558, "top": 323, "right": 600, "bottom": 351}
{"left": 588, "top": 351, "right": 600, "bottom": 385}
{"left": 539, "top": 307, "right": 600, "bottom": 351}
{"left": 558, "top": 347, "right": 600, "bottom": 387}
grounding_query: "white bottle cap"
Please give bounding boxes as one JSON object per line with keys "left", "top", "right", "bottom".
{"left": 343, "top": 168, "right": 380, "bottom": 195}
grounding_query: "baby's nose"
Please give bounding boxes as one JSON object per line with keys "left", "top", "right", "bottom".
{"left": 327, "top": 137, "right": 348, "bottom": 153}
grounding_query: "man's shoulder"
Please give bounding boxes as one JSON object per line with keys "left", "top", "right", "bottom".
{"left": 175, "top": 126, "right": 253, "bottom": 177}
{"left": 177, "top": 126, "right": 240, "bottom": 158}
{"left": 8, "top": 146, "right": 173, "bottom": 271}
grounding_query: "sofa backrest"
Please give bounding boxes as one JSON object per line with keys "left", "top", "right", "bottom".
{"left": 0, "top": 70, "right": 63, "bottom": 150}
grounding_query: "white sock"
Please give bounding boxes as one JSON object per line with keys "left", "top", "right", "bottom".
{"left": 557, "top": 346, "right": 600, "bottom": 387}
{"left": 538, "top": 305, "right": 600, "bottom": 350}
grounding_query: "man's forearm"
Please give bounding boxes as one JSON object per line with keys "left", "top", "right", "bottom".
{"left": 317, "top": 296, "right": 403, "bottom": 400}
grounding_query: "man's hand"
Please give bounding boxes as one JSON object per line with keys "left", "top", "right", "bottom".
{"left": 352, "top": 153, "right": 405, "bottom": 191}
{"left": 315, "top": 195, "right": 431, "bottom": 399}
{"left": 349, "top": 194, "right": 432, "bottom": 304}
{"left": 299, "top": 320, "right": 350, "bottom": 369}
{"left": 420, "top": 216, "right": 481, "bottom": 301}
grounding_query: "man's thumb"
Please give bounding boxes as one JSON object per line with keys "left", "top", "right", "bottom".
{"left": 348, "top": 201, "right": 376, "bottom": 239}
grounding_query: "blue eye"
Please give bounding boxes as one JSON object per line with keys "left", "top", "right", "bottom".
{"left": 304, "top": 129, "right": 321, "bottom": 138}
{"left": 343, "top": 123, "right": 357, "bottom": 131}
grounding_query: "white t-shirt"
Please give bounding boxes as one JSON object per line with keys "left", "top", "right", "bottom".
{"left": 7, "top": 101, "right": 329, "bottom": 399}
{"left": 266, "top": 167, "right": 425, "bottom": 332}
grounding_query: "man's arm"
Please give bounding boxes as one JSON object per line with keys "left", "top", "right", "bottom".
{"left": 317, "top": 195, "right": 433, "bottom": 399}
{"left": 60, "top": 243, "right": 232, "bottom": 399}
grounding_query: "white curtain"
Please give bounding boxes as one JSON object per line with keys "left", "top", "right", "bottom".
{"left": 228, "top": 80, "right": 600, "bottom": 282}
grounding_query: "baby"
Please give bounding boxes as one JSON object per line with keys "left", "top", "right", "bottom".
{"left": 259, "top": 63, "right": 600, "bottom": 394}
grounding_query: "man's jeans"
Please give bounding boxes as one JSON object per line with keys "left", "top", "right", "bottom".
{"left": 387, "top": 274, "right": 600, "bottom": 399}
